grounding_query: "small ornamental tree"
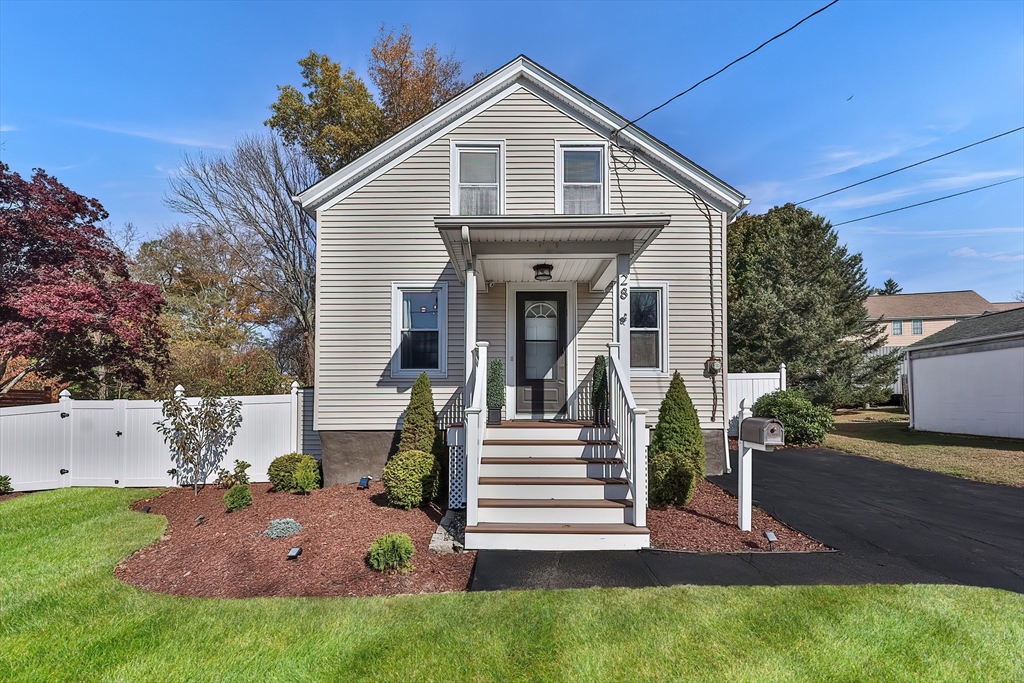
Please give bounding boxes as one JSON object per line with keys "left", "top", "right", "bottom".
{"left": 155, "top": 390, "right": 243, "bottom": 496}
{"left": 399, "top": 372, "right": 443, "bottom": 456}
{"left": 650, "top": 371, "right": 705, "bottom": 477}
{"left": 0, "top": 163, "right": 166, "bottom": 397}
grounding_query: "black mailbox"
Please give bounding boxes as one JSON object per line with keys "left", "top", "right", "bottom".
{"left": 740, "top": 417, "right": 785, "bottom": 448}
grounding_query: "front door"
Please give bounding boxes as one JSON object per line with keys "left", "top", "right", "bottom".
{"left": 516, "top": 291, "right": 568, "bottom": 417}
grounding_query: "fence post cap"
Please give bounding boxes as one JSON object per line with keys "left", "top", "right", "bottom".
{"left": 174, "top": 384, "right": 185, "bottom": 397}
{"left": 59, "top": 389, "right": 71, "bottom": 399}
{"left": 291, "top": 380, "right": 300, "bottom": 393}
{"left": 607, "top": 342, "right": 621, "bottom": 348}
{"left": 779, "top": 363, "right": 786, "bottom": 369}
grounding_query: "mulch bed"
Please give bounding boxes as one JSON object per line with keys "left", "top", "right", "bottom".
{"left": 647, "top": 479, "right": 829, "bottom": 552}
{"left": 116, "top": 482, "right": 476, "bottom": 598}
{"left": 0, "top": 491, "right": 30, "bottom": 503}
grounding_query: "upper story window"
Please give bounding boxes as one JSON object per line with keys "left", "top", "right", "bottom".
{"left": 630, "top": 285, "right": 668, "bottom": 374}
{"left": 391, "top": 282, "right": 448, "bottom": 378}
{"left": 891, "top": 320, "right": 903, "bottom": 336}
{"left": 912, "top": 319, "right": 923, "bottom": 335}
{"left": 557, "top": 142, "right": 607, "bottom": 214}
{"left": 451, "top": 141, "right": 503, "bottom": 216}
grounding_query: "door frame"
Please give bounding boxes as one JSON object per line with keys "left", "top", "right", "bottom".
{"left": 505, "top": 281, "right": 578, "bottom": 419}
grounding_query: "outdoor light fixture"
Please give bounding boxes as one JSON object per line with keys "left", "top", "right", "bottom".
{"left": 287, "top": 547, "right": 302, "bottom": 560}
{"left": 194, "top": 515, "right": 205, "bottom": 526}
{"left": 358, "top": 476, "right": 373, "bottom": 489}
{"left": 533, "top": 263, "right": 553, "bottom": 281}
{"left": 141, "top": 506, "right": 151, "bottom": 513}
{"left": 764, "top": 530, "right": 777, "bottom": 550}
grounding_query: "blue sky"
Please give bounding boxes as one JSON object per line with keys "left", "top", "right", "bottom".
{"left": 2, "top": 0, "right": 1022, "bottom": 300}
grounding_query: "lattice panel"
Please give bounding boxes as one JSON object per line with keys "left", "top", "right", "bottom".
{"left": 448, "top": 444, "right": 467, "bottom": 509}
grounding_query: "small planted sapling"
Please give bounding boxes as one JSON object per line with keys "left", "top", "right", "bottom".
{"left": 155, "top": 387, "right": 243, "bottom": 496}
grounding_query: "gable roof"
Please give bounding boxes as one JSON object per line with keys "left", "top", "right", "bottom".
{"left": 864, "top": 290, "right": 996, "bottom": 319}
{"left": 295, "top": 55, "right": 747, "bottom": 217}
{"left": 907, "top": 307, "right": 1024, "bottom": 350}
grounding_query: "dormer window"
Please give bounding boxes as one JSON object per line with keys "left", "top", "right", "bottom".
{"left": 452, "top": 141, "right": 503, "bottom": 216}
{"left": 557, "top": 142, "right": 607, "bottom": 214}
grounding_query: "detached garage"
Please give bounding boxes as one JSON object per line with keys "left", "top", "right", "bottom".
{"left": 907, "top": 308, "right": 1024, "bottom": 439}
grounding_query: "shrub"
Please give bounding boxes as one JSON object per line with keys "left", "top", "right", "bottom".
{"left": 155, "top": 393, "right": 243, "bottom": 496}
{"left": 648, "top": 451, "right": 697, "bottom": 508}
{"left": 382, "top": 449, "right": 438, "bottom": 509}
{"left": 224, "top": 484, "right": 252, "bottom": 512}
{"left": 591, "top": 355, "right": 608, "bottom": 410}
{"left": 399, "top": 372, "right": 442, "bottom": 456}
{"left": 486, "top": 358, "right": 505, "bottom": 408}
{"left": 292, "top": 456, "right": 321, "bottom": 494}
{"left": 268, "top": 453, "right": 305, "bottom": 492}
{"left": 367, "top": 532, "right": 415, "bottom": 573}
{"left": 752, "top": 389, "right": 834, "bottom": 445}
{"left": 215, "top": 460, "right": 251, "bottom": 489}
{"left": 650, "top": 371, "right": 706, "bottom": 477}
{"left": 0, "top": 474, "right": 12, "bottom": 494}
{"left": 264, "top": 518, "right": 302, "bottom": 538}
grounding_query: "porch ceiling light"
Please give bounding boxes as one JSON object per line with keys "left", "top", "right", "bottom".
{"left": 533, "top": 263, "right": 553, "bottom": 281}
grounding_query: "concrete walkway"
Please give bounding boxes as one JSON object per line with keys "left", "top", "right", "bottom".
{"left": 470, "top": 448, "right": 1024, "bottom": 593}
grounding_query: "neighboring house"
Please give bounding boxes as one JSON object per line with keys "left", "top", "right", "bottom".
{"left": 296, "top": 56, "right": 747, "bottom": 550}
{"left": 865, "top": 290, "right": 1017, "bottom": 347}
{"left": 906, "top": 308, "right": 1024, "bottom": 440}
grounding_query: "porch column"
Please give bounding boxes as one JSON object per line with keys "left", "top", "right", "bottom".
{"left": 465, "top": 259, "right": 478, "bottom": 404}
{"left": 614, "top": 253, "right": 631, "bottom": 389}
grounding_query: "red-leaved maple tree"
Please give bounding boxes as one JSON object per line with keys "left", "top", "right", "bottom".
{"left": 0, "top": 163, "right": 166, "bottom": 396}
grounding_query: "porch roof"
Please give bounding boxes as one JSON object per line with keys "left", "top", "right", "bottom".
{"left": 435, "top": 214, "right": 670, "bottom": 292}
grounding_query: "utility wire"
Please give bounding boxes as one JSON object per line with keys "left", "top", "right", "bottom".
{"left": 798, "top": 126, "right": 1024, "bottom": 204}
{"left": 832, "top": 176, "right": 1023, "bottom": 226}
{"left": 613, "top": 0, "right": 840, "bottom": 137}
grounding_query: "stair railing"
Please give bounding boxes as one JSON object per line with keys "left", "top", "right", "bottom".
{"left": 465, "top": 342, "right": 488, "bottom": 526}
{"left": 607, "top": 343, "right": 648, "bottom": 528}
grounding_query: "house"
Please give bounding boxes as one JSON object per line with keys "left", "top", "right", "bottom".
{"left": 296, "top": 56, "right": 747, "bottom": 550}
{"left": 906, "top": 307, "right": 1024, "bottom": 439}
{"left": 865, "top": 290, "right": 1019, "bottom": 347}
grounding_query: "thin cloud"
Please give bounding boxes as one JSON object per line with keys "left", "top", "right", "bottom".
{"left": 949, "top": 247, "right": 980, "bottom": 257}
{"left": 821, "top": 170, "right": 1024, "bottom": 210}
{"left": 863, "top": 226, "right": 1024, "bottom": 238}
{"left": 65, "top": 120, "right": 230, "bottom": 148}
{"left": 949, "top": 246, "right": 1024, "bottom": 262}
{"left": 0, "top": 124, "right": 16, "bottom": 132}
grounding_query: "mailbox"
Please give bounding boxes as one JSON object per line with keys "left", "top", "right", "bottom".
{"left": 739, "top": 417, "right": 785, "bottom": 448}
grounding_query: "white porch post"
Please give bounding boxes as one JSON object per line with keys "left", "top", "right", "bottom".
{"left": 614, "top": 252, "right": 631, "bottom": 389}
{"left": 465, "top": 261, "right": 478, "bottom": 401}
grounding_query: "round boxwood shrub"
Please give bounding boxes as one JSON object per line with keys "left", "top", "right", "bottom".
{"left": 367, "top": 532, "right": 415, "bottom": 573}
{"left": 224, "top": 484, "right": 252, "bottom": 512}
{"left": 648, "top": 451, "right": 696, "bottom": 508}
{"left": 291, "top": 456, "right": 321, "bottom": 494}
{"left": 753, "top": 389, "right": 834, "bottom": 445}
{"left": 381, "top": 449, "right": 438, "bottom": 509}
{"left": 650, "top": 371, "right": 706, "bottom": 477}
{"left": 268, "top": 453, "right": 320, "bottom": 493}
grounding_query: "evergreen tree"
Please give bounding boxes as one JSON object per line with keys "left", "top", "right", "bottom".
{"left": 649, "top": 371, "right": 705, "bottom": 476}
{"left": 727, "top": 204, "right": 901, "bottom": 407}
{"left": 399, "top": 372, "right": 441, "bottom": 454}
{"left": 879, "top": 278, "right": 902, "bottom": 295}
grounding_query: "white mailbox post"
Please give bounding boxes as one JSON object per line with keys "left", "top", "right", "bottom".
{"left": 736, "top": 399, "right": 785, "bottom": 532}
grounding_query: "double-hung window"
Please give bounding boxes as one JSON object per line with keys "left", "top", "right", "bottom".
{"left": 892, "top": 320, "right": 903, "bottom": 336}
{"left": 912, "top": 319, "right": 923, "bottom": 335}
{"left": 557, "top": 142, "right": 606, "bottom": 214}
{"left": 452, "top": 142, "right": 502, "bottom": 216}
{"left": 630, "top": 286, "right": 667, "bottom": 373}
{"left": 391, "top": 283, "right": 448, "bottom": 378}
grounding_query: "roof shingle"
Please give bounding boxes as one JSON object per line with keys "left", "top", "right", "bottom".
{"left": 865, "top": 290, "right": 995, "bottom": 319}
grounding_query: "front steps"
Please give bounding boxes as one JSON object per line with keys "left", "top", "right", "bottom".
{"left": 464, "top": 421, "right": 649, "bottom": 551}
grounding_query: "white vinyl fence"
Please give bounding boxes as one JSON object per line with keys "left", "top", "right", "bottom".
{"left": 727, "top": 364, "right": 787, "bottom": 436}
{"left": 0, "top": 384, "right": 321, "bottom": 492}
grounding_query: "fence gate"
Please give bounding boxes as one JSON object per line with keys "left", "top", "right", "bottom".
{"left": 69, "top": 400, "right": 127, "bottom": 487}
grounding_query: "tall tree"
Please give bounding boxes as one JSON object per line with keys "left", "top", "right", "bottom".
{"left": 0, "top": 163, "right": 166, "bottom": 397}
{"left": 167, "top": 135, "right": 318, "bottom": 385}
{"left": 266, "top": 25, "right": 465, "bottom": 176}
{"left": 727, "top": 204, "right": 901, "bottom": 407}
{"left": 876, "top": 278, "right": 902, "bottom": 295}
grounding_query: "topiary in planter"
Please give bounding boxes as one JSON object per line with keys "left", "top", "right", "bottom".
{"left": 591, "top": 355, "right": 609, "bottom": 426}
{"left": 753, "top": 389, "right": 834, "bottom": 445}
{"left": 224, "top": 483, "right": 252, "bottom": 512}
{"left": 264, "top": 518, "right": 302, "bottom": 538}
{"left": 381, "top": 449, "right": 438, "bottom": 509}
{"left": 648, "top": 451, "right": 696, "bottom": 508}
{"left": 486, "top": 358, "right": 505, "bottom": 425}
{"left": 292, "top": 456, "right": 321, "bottom": 494}
{"left": 367, "top": 532, "right": 415, "bottom": 573}
{"left": 650, "top": 371, "right": 706, "bottom": 477}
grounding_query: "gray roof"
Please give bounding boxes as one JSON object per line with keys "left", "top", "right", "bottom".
{"left": 908, "top": 307, "right": 1024, "bottom": 350}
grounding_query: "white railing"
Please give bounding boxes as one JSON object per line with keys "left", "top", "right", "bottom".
{"left": 607, "top": 343, "right": 648, "bottom": 528}
{"left": 464, "top": 341, "right": 488, "bottom": 526}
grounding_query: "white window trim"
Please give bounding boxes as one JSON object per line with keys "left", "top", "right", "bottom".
{"left": 912, "top": 319, "right": 923, "bottom": 335}
{"left": 450, "top": 140, "right": 505, "bottom": 215}
{"left": 629, "top": 281, "right": 669, "bottom": 376}
{"left": 555, "top": 140, "right": 609, "bottom": 214}
{"left": 892, "top": 320, "right": 903, "bottom": 336}
{"left": 391, "top": 282, "right": 448, "bottom": 379}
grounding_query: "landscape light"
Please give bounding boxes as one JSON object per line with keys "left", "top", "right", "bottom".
{"left": 287, "top": 547, "right": 302, "bottom": 560}
{"left": 194, "top": 515, "right": 205, "bottom": 526}
{"left": 141, "top": 506, "right": 151, "bottom": 514}
{"left": 764, "top": 530, "right": 777, "bottom": 551}
{"left": 358, "top": 476, "right": 372, "bottom": 489}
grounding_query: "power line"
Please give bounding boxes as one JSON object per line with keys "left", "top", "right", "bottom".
{"left": 832, "top": 176, "right": 1024, "bottom": 226}
{"left": 798, "top": 126, "right": 1024, "bottom": 204}
{"left": 613, "top": 0, "right": 840, "bottom": 137}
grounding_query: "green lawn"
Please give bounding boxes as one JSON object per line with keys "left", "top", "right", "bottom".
{"left": 1, "top": 489, "right": 1022, "bottom": 682}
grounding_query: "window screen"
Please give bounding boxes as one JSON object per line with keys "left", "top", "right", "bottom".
{"left": 561, "top": 148, "right": 602, "bottom": 214}
{"left": 457, "top": 148, "right": 499, "bottom": 215}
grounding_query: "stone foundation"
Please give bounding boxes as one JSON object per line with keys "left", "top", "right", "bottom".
{"left": 701, "top": 428, "right": 727, "bottom": 476}
{"left": 318, "top": 430, "right": 400, "bottom": 486}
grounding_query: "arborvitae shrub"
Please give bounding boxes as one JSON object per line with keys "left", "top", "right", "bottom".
{"left": 267, "top": 453, "right": 305, "bottom": 492}
{"left": 399, "top": 372, "right": 441, "bottom": 454}
{"left": 650, "top": 371, "right": 706, "bottom": 476}
{"left": 367, "top": 533, "right": 415, "bottom": 573}
{"left": 292, "top": 456, "right": 321, "bottom": 494}
{"left": 648, "top": 451, "right": 696, "bottom": 508}
{"left": 382, "top": 450, "right": 438, "bottom": 509}
{"left": 224, "top": 484, "right": 252, "bottom": 512}
{"left": 753, "top": 389, "right": 834, "bottom": 445}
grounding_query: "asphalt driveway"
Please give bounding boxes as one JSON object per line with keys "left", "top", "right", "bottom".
{"left": 470, "top": 448, "right": 1024, "bottom": 593}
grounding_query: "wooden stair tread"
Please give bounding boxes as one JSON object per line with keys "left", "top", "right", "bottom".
{"left": 478, "top": 498, "right": 633, "bottom": 508}
{"left": 466, "top": 522, "right": 649, "bottom": 534}
{"left": 481, "top": 457, "right": 622, "bottom": 465}
{"left": 478, "top": 476, "right": 627, "bottom": 485}
{"left": 483, "top": 439, "right": 617, "bottom": 446}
